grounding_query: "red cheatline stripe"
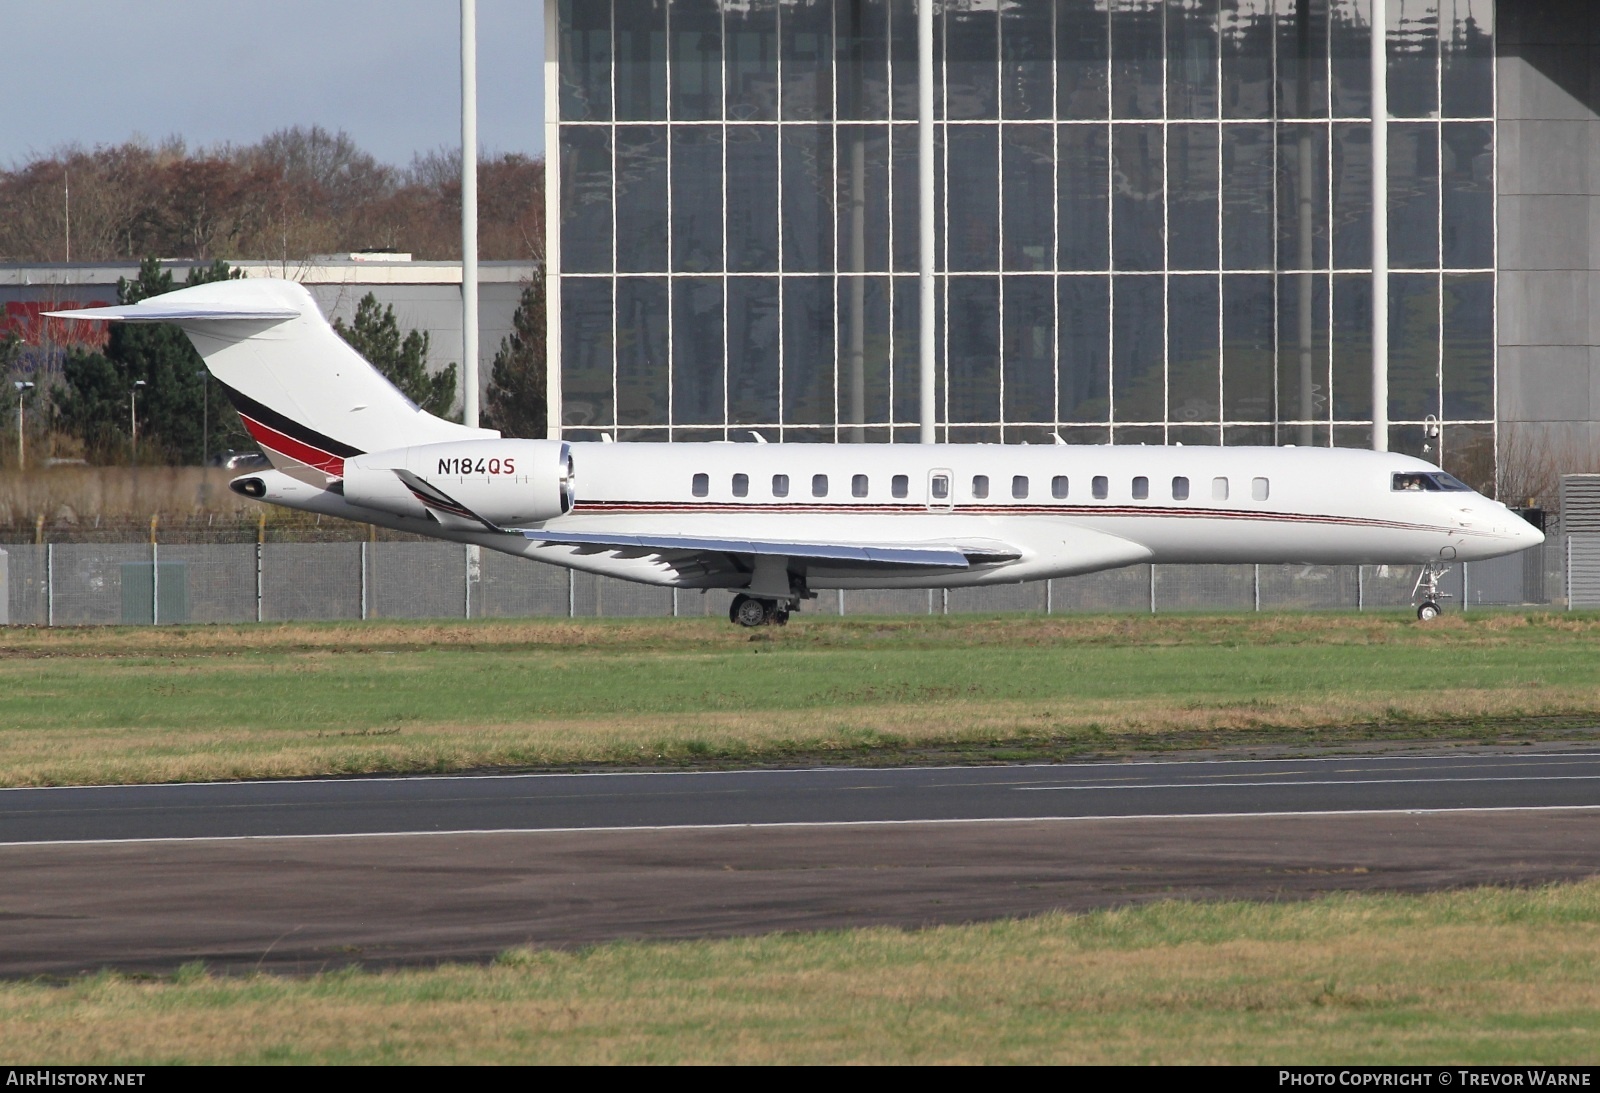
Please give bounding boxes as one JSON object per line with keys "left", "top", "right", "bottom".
{"left": 565, "top": 500, "right": 1470, "bottom": 536}
{"left": 239, "top": 414, "right": 345, "bottom": 476}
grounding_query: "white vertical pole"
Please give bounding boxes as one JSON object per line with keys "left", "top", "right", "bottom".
{"left": 1357, "top": 564, "right": 1364, "bottom": 611}
{"left": 360, "top": 542, "right": 369, "bottom": 620}
{"left": 46, "top": 543, "right": 53, "bottom": 627}
{"left": 918, "top": 0, "right": 936, "bottom": 445}
{"left": 543, "top": 0, "right": 563, "bottom": 439}
{"left": 1149, "top": 565, "right": 1157, "bottom": 615}
{"left": 1371, "top": 0, "right": 1389, "bottom": 452}
{"left": 255, "top": 542, "right": 263, "bottom": 623}
{"left": 461, "top": 0, "right": 481, "bottom": 428}
{"left": 1253, "top": 564, "right": 1261, "bottom": 612}
{"left": 151, "top": 542, "right": 159, "bottom": 626}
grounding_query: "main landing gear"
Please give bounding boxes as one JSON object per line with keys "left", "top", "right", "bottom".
{"left": 1412, "top": 563, "right": 1452, "bottom": 621}
{"left": 730, "top": 593, "right": 791, "bottom": 627}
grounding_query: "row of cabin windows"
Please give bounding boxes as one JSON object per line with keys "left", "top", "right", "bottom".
{"left": 691, "top": 473, "right": 1271, "bottom": 503}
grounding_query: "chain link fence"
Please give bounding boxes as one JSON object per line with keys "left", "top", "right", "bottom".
{"left": 0, "top": 541, "right": 1565, "bottom": 626}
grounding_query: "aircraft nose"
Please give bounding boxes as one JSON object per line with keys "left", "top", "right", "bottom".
{"left": 1517, "top": 512, "right": 1547, "bottom": 548}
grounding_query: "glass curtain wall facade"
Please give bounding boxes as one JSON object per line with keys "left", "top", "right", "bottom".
{"left": 554, "top": 0, "right": 1495, "bottom": 478}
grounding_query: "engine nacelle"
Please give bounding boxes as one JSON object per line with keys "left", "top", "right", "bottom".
{"left": 341, "top": 439, "right": 574, "bottom": 527}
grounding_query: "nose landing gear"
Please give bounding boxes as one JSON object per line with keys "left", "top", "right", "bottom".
{"left": 1412, "top": 563, "right": 1452, "bottom": 621}
{"left": 729, "top": 593, "right": 791, "bottom": 627}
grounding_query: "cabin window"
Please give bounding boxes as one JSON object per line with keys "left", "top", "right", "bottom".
{"left": 1131, "top": 476, "right": 1149, "bottom": 500}
{"left": 1172, "top": 476, "right": 1189, "bottom": 501}
{"left": 772, "top": 474, "right": 789, "bottom": 498}
{"left": 732, "top": 473, "right": 749, "bottom": 498}
{"left": 1092, "top": 475, "right": 1108, "bottom": 500}
{"left": 1252, "top": 476, "right": 1270, "bottom": 501}
{"left": 852, "top": 474, "right": 868, "bottom": 498}
{"left": 1052, "top": 475, "right": 1068, "bottom": 499}
{"left": 812, "top": 474, "right": 829, "bottom": 497}
{"left": 1012, "top": 475, "right": 1029, "bottom": 499}
{"left": 931, "top": 475, "right": 950, "bottom": 500}
{"left": 892, "top": 474, "right": 909, "bottom": 498}
{"left": 692, "top": 473, "right": 709, "bottom": 498}
{"left": 972, "top": 475, "right": 989, "bottom": 499}
{"left": 1212, "top": 476, "right": 1229, "bottom": 501}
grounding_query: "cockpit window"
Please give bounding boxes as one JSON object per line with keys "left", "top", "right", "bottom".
{"left": 1392, "top": 471, "right": 1473, "bottom": 493}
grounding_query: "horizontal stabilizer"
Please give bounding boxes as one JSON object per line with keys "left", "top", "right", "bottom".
{"left": 520, "top": 530, "right": 1021, "bottom": 568}
{"left": 44, "top": 302, "right": 300, "bottom": 324}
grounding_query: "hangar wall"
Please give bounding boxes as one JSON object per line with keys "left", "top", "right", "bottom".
{"left": 1496, "top": 0, "right": 1600, "bottom": 471}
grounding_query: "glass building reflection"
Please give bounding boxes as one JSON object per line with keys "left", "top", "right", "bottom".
{"left": 553, "top": 0, "right": 1495, "bottom": 475}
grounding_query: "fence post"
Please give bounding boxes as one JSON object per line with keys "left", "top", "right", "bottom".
{"left": 360, "top": 542, "right": 369, "bottom": 620}
{"left": 568, "top": 567, "right": 575, "bottom": 618}
{"left": 1149, "top": 565, "right": 1156, "bottom": 615}
{"left": 150, "top": 515, "right": 159, "bottom": 627}
{"left": 464, "top": 544, "right": 477, "bottom": 619}
{"left": 1357, "top": 565, "right": 1364, "bottom": 612}
{"left": 1462, "top": 562, "right": 1470, "bottom": 612}
{"left": 941, "top": 588, "right": 948, "bottom": 615}
{"left": 46, "top": 542, "right": 53, "bottom": 627}
{"left": 837, "top": 588, "right": 845, "bottom": 615}
{"left": 671, "top": 587, "right": 679, "bottom": 618}
{"left": 1045, "top": 578, "right": 1052, "bottom": 615}
{"left": 256, "top": 512, "right": 266, "bottom": 623}
{"left": 1252, "top": 564, "right": 1260, "bottom": 612}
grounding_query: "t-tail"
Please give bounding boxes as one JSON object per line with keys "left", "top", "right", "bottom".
{"left": 47, "top": 279, "right": 575, "bottom": 533}
{"left": 47, "top": 278, "right": 496, "bottom": 482}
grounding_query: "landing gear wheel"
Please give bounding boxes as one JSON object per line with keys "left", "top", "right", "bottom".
{"left": 1412, "top": 564, "right": 1453, "bottom": 623}
{"left": 730, "top": 594, "right": 772, "bottom": 628}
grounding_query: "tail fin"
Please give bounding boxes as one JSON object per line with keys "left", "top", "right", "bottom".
{"left": 47, "top": 279, "right": 495, "bottom": 479}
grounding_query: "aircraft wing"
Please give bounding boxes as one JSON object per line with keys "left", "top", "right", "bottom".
{"left": 519, "top": 529, "right": 1021, "bottom": 569}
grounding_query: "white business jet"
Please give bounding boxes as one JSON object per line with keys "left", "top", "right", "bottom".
{"left": 50, "top": 280, "right": 1543, "bottom": 626}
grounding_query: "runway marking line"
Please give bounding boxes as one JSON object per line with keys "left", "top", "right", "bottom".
{"left": 1015, "top": 774, "right": 1600, "bottom": 791}
{"left": 2, "top": 804, "right": 1599, "bottom": 849}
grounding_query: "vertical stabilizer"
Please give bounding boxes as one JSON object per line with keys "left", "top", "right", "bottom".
{"left": 46, "top": 279, "right": 496, "bottom": 481}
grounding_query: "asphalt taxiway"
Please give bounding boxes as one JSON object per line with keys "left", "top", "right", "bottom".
{"left": 2, "top": 751, "right": 1597, "bottom": 977}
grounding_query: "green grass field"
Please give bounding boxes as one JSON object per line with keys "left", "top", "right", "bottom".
{"left": 1, "top": 611, "right": 1598, "bottom": 786}
{"left": 6, "top": 881, "right": 1600, "bottom": 1063}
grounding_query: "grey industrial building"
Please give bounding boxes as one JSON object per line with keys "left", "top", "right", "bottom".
{"left": 1, "top": 257, "right": 536, "bottom": 408}
{"left": 545, "top": 0, "right": 1600, "bottom": 497}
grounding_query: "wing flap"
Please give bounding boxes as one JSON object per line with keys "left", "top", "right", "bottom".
{"left": 519, "top": 529, "right": 1018, "bottom": 569}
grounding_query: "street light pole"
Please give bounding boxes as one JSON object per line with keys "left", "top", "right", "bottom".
{"left": 129, "top": 379, "right": 146, "bottom": 462}
{"left": 194, "top": 370, "right": 209, "bottom": 466}
{"left": 14, "top": 381, "right": 34, "bottom": 469}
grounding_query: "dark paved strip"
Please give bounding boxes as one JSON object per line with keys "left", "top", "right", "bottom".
{"left": 5, "top": 752, "right": 1600, "bottom": 844}
{"left": 4, "top": 809, "right": 1599, "bottom": 978}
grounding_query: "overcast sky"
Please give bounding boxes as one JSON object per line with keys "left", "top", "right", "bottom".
{"left": 2, "top": 0, "right": 544, "bottom": 168}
